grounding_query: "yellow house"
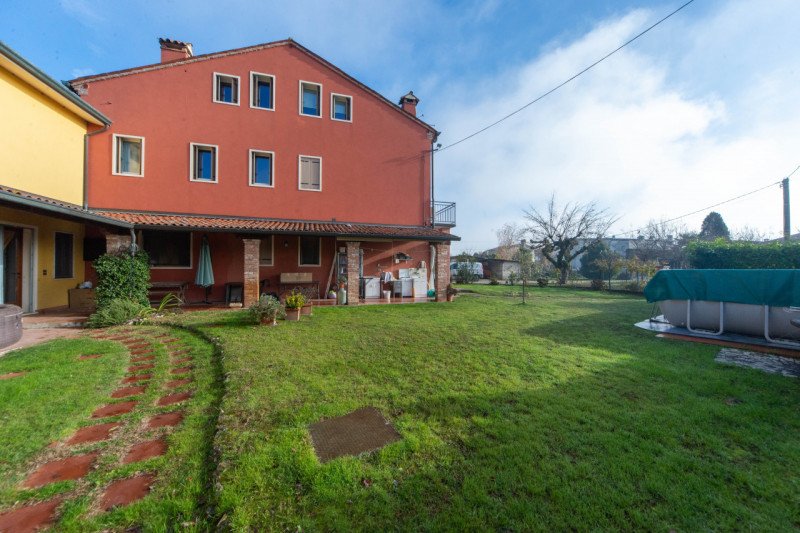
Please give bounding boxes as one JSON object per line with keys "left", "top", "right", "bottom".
{"left": 0, "top": 41, "right": 130, "bottom": 312}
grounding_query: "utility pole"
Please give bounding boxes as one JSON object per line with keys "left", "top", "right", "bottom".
{"left": 783, "top": 178, "right": 791, "bottom": 241}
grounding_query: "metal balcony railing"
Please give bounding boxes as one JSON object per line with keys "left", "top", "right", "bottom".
{"left": 430, "top": 201, "right": 456, "bottom": 227}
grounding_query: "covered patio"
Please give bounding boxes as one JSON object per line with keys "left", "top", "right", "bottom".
{"left": 93, "top": 211, "right": 458, "bottom": 307}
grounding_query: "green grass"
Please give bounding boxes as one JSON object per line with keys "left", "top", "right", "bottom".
{"left": 168, "top": 286, "right": 800, "bottom": 531}
{"left": 0, "top": 338, "right": 128, "bottom": 501}
{"left": 3, "top": 289, "right": 799, "bottom": 530}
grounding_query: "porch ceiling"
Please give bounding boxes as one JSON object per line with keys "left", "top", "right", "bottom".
{"left": 94, "top": 210, "right": 460, "bottom": 241}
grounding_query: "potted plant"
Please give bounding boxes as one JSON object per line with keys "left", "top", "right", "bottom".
{"left": 248, "top": 295, "right": 283, "bottom": 326}
{"left": 301, "top": 297, "right": 314, "bottom": 316}
{"left": 284, "top": 290, "right": 306, "bottom": 321}
{"left": 446, "top": 284, "right": 458, "bottom": 302}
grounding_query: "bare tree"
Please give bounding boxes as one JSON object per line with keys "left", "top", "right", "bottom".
{"left": 494, "top": 222, "right": 523, "bottom": 260}
{"left": 732, "top": 225, "right": 768, "bottom": 242}
{"left": 523, "top": 195, "right": 618, "bottom": 285}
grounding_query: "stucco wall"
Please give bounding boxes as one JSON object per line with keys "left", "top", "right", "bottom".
{"left": 0, "top": 206, "right": 85, "bottom": 310}
{"left": 0, "top": 67, "right": 87, "bottom": 205}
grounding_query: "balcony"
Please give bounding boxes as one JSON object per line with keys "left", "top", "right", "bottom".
{"left": 430, "top": 201, "right": 456, "bottom": 227}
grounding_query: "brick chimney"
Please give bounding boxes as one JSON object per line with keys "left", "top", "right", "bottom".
{"left": 159, "top": 38, "right": 193, "bottom": 63}
{"left": 399, "top": 91, "right": 419, "bottom": 116}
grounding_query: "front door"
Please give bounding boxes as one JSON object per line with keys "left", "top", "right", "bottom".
{"left": 3, "top": 227, "right": 23, "bottom": 306}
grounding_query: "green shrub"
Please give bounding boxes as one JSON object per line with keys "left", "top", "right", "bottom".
{"left": 94, "top": 251, "right": 151, "bottom": 308}
{"left": 537, "top": 278, "right": 548, "bottom": 287}
{"left": 623, "top": 281, "right": 645, "bottom": 292}
{"left": 687, "top": 239, "right": 800, "bottom": 269}
{"left": 248, "top": 295, "right": 284, "bottom": 324}
{"left": 590, "top": 279, "right": 605, "bottom": 290}
{"left": 284, "top": 290, "right": 306, "bottom": 310}
{"left": 87, "top": 298, "right": 150, "bottom": 328}
{"left": 489, "top": 278, "right": 500, "bottom": 285}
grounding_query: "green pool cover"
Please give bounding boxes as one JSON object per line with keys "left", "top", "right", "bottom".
{"left": 644, "top": 269, "right": 800, "bottom": 307}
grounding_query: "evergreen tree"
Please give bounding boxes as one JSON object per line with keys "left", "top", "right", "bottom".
{"left": 699, "top": 212, "right": 730, "bottom": 241}
{"left": 579, "top": 241, "right": 610, "bottom": 279}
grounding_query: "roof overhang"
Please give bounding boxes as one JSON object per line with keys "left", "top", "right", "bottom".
{"left": 0, "top": 186, "right": 131, "bottom": 229}
{"left": 0, "top": 40, "right": 111, "bottom": 127}
{"left": 95, "top": 210, "right": 460, "bottom": 242}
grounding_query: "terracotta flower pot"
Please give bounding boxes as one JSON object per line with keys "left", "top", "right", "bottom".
{"left": 259, "top": 315, "right": 277, "bottom": 326}
{"left": 285, "top": 308, "right": 301, "bottom": 321}
{"left": 301, "top": 303, "right": 313, "bottom": 316}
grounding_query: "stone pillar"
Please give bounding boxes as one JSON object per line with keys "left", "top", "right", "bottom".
{"left": 105, "top": 233, "right": 132, "bottom": 254}
{"left": 433, "top": 242, "right": 451, "bottom": 302}
{"left": 345, "top": 241, "right": 360, "bottom": 305}
{"left": 243, "top": 238, "right": 260, "bottom": 307}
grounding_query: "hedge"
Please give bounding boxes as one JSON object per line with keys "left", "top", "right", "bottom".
{"left": 686, "top": 239, "right": 800, "bottom": 269}
{"left": 93, "top": 250, "right": 151, "bottom": 308}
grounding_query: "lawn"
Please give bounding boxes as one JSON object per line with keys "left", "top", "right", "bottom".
{"left": 171, "top": 286, "right": 800, "bottom": 531}
{"left": 1, "top": 287, "right": 798, "bottom": 531}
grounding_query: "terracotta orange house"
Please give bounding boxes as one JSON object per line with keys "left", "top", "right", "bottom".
{"left": 70, "top": 38, "right": 457, "bottom": 306}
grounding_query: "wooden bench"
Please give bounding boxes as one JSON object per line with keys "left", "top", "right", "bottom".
{"left": 279, "top": 273, "right": 319, "bottom": 301}
{"left": 149, "top": 281, "right": 188, "bottom": 304}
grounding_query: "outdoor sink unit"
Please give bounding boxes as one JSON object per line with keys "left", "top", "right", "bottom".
{"left": 640, "top": 269, "right": 800, "bottom": 346}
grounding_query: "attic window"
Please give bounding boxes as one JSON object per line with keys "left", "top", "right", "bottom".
{"left": 331, "top": 93, "right": 352, "bottom": 122}
{"left": 214, "top": 73, "right": 239, "bottom": 105}
{"left": 300, "top": 81, "right": 322, "bottom": 117}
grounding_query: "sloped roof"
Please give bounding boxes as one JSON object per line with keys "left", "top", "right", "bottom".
{"left": 94, "top": 210, "right": 459, "bottom": 241}
{"left": 69, "top": 38, "right": 437, "bottom": 136}
{"left": 0, "top": 41, "right": 110, "bottom": 126}
{"left": 0, "top": 184, "right": 130, "bottom": 227}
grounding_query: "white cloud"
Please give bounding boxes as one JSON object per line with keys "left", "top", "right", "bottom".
{"left": 430, "top": 2, "right": 800, "bottom": 252}
{"left": 59, "top": 0, "right": 104, "bottom": 27}
{"left": 70, "top": 67, "right": 95, "bottom": 78}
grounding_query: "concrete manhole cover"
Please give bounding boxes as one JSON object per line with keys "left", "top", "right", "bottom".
{"left": 309, "top": 407, "right": 401, "bottom": 463}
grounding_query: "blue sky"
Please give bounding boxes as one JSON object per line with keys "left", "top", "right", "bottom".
{"left": 2, "top": 0, "right": 798, "bottom": 251}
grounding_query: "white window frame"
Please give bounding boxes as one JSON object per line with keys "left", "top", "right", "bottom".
{"left": 250, "top": 71, "right": 276, "bottom": 111}
{"left": 298, "top": 236, "right": 322, "bottom": 267}
{"left": 298, "top": 80, "right": 322, "bottom": 118}
{"left": 213, "top": 72, "right": 240, "bottom": 106}
{"left": 189, "top": 143, "right": 219, "bottom": 183}
{"left": 53, "top": 231, "right": 75, "bottom": 279}
{"left": 249, "top": 149, "right": 275, "bottom": 188}
{"left": 111, "top": 134, "right": 145, "bottom": 177}
{"left": 297, "top": 154, "right": 322, "bottom": 192}
{"left": 259, "top": 235, "right": 274, "bottom": 266}
{"left": 330, "top": 93, "right": 353, "bottom": 123}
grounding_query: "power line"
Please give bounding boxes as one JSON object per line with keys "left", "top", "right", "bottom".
{"left": 435, "top": 0, "right": 696, "bottom": 154}
{"left": 615, "top": 165, "right": 800, "bottom": 237}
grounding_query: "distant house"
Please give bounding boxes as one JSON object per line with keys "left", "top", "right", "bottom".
{"left": 482, "top": 258, "right": 520, "bottom": 280}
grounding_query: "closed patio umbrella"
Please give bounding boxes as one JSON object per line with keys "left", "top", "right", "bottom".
{"left": 195, "top": 235, "right": 215, "bottom": 303}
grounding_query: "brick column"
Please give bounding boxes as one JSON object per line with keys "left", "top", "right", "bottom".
{"left": 105, "top": 234, "right": 132, "bottom": 254}
{"left": 345, "top": 241, "right": 360, "bottom": 305}
{"left": 243, "top": 238, "right": 260, "bottom": 307}
{"left": 433, "top": 242, "right": 451, "bottom": 302}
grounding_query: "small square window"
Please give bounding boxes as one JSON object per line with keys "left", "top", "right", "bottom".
{"left": 190, "top": 143, "right": 218, "bottom": 182}
{"left": 54, "top": 232, "right": 74, "bottom": 279}
{"left": 250, "top": 150, "right": 274, "bottom": 187}
{"left": 331, "top": 94, "right": 352, "bottom": 122}
{"left": 214, "top": 73, "right": 239, "bottom": 105}
{"left": 299, "top": 236, "right": 321, "bottom": 266}
{"left": 298, "top": 155, "right": 321, "bottom": 191}
{"left": 113, "top": 135, "right": 144, "bottom": 176}
{"left": 259, "top": 236, "right": 273, "bottom": 266}
{"left": 251, "top": 72, "right": 274, "bottom": 110}
{"left": 300, "top": 81, "right": 321, "bottom": 117}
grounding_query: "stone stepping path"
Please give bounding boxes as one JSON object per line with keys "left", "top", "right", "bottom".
{"left": 110, "top": 386, "right": 147, "bottom": 399}
{"left": 123, "top": 438, "right": 167, "bottom": 464}
{"left": 92, "top": 401, "right": 137, "bottom": 419}
{"left": 157, "top": 391, "right": 192, "bottom": 406}
{"left": 100, "top": 474, "right": 155, "bottom": 511}
{"left": 23, "top": 452, "right": 98, "bottom": 488}
{"left": 66, "top": 422, "right": 121, "bottom": 446}
{"left": 147, "top": 411, "right": 184, "bottom": 428}
{"left": 2, "top": 327, "right": 199, "bottom": 527}
{"left": 0, "top": 498, "right": 62, "bottom": 533}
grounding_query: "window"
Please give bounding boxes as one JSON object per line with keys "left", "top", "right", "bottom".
{"left": 331, "top": 93, "right": 352, "bottom": 122}
{"left": 259, "top": 236, "right": 274, "bottom": 266}
{"left": 54, "top": 232, "right": 74, "bottom": 279}
{"left": 213, "top": 73, "right": 239, "bottom": 105}
{"left": 143, "top": 231, "right": 191, "bottom": 268}
{"left": 113, "top": 134, "right": 144, "bottom": 176}
{"left": 299, "top": 236, "right": 321, "bottom": 266}
{"left": 190, "top": 143, "right": 218, "bottom": 182}
{"left": 299, "top": 81, "right": 321, "bottom": 117}
{"left": 298, "top": 155, "right": 321, "bottom": 191}
{"left": 249, "top": 150, "right": 274, "bottom": 187}
{"left": 250, "top": 72, "right": 275, "bottom": 110}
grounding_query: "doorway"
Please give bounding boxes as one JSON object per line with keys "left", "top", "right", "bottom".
{"left": 0, "top": 226, "right": 34, "bottom": 312}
